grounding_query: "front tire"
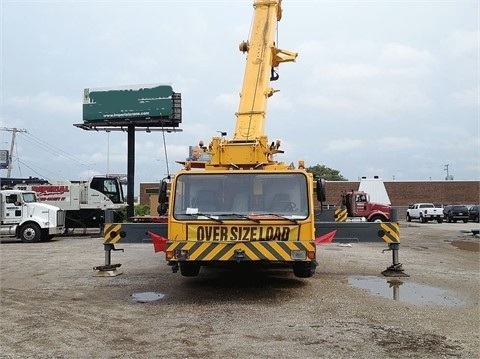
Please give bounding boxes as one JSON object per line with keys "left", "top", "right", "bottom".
{"left": 293, "top": 262, "right": 315, "bottom": 278}
{"left": 20, "top": 223, "right": 41, "bottom": 243}
{"left": 179, "top": 262, "right": 200, "bottom": 277}
{"left": 369, "top": 215, "right": 386, "bottom": 223}
{"left": 406, "top": 213, "right": 411, "bottom": 222}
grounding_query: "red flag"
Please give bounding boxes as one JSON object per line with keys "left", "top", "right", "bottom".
{"left": 314, "top": 230, "right": 337, "bottom": 245}
{"left": 147, "top": 231, "right": 167, "bottom": 253}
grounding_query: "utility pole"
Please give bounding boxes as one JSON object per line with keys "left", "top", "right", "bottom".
{"left": 0, "top": 127, "right": 27, "bottom": 178}
{"left": 444, "top": 164, "right": 451, "bottom": 181}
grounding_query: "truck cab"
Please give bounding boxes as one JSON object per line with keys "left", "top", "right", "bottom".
{"left": 0, "top": 189, "right": 65, "bottom": 242}
{"left": 342, "top": 190, "right": 390, "bottom": 222}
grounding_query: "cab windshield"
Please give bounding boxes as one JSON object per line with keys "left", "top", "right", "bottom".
{"left": 173, "top": 172, "right": 309, "bottom": 220}
{"left": 22, "top": 192, "right": 37, "bottom": 203}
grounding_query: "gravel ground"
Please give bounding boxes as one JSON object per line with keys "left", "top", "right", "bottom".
{"left": 0, "top": 221, "right": 479, "bottom": 359}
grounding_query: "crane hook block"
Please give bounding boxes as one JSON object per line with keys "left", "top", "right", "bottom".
{"left": 270, "top": 68, "right": 279, "bottom": 81}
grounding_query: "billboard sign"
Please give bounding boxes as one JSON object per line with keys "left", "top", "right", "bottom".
{"left": 82, "top": 84, "right": 180, "bottom": 125}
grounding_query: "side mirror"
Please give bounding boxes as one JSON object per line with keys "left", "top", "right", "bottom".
{"left": 157, "top": 180, "right": 169, "bottom": 215}
{"left": 316, "top": 178, "right": 326, "bottom": 203}
{"left": 157, "top": 203, "right": 168, "bottom": 216}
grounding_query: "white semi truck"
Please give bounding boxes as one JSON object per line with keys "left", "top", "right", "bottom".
{"left": 0, "top": 189, "right": 65, "bottom": 242}
{"left": 1, "top": 176, "right": 127, "bottom": 231}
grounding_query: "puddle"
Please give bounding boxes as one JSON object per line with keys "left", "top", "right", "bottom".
{"left": 348, "top": 276, "right": 465, "bottom": 307}
{"left": 131, "top": 292, "right": 166, "bottom": 303}
{"left": 450, "top": 240, "right": 479, "bottom": 252}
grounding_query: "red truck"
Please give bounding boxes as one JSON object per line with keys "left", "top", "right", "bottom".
{"left": 341, "top": 190, "right": 391, "bottom": 222}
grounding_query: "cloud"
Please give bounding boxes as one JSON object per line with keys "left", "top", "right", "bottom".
{"left": 324, "top": 139, "right": 363, "bottom": 153}
{"left": 380, "top": 43, "right": 435, "bottom": 67}
{"left": 377, "top": 137, "right": 416, "bottom": 150}
{"left": 448, "top": 88, "right": 478, "bottom": 107}
{"left": 297, "top": 40, "right": 437, "bottom": 120}
{"left": 214, "top": 93, "right": 238, "bottom": 108}
{"left": 314, "top": 63, "right": 382, "bottom": 82}
{"left": 5, "top": 92, "right": 80, "bottom": 115}
{"left": 269, "top": 92, "right": 294, "bottom": 111}
{"left": 445, "top": 30, "right": 479, "bottom": 58}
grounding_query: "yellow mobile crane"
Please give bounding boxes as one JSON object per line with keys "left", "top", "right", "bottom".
{"left": 156, "top": 0, "right": 326, "bottom": 278}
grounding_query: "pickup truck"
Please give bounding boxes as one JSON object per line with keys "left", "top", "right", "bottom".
{"left": 406, "top": 203, "right": 443, "bottom": 223}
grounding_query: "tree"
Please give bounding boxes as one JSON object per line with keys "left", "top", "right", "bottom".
{"left": 306, "top": 164, "right": 347, "bottom": 181}
{"left": 135, "top": 204, "right": 150, "bottom": 216}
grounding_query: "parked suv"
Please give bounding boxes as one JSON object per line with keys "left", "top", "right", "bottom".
{"left": 443, "top": 205, "right": 470, "bottom": 223}
{"left": 468, "top": 205, "right": 480, "bottom": 223}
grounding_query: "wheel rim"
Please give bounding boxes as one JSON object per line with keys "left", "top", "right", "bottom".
{"left": 23, "top": 228, "right": 37, "bottom": 241}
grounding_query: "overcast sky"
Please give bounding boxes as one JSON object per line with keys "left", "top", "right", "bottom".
{"left": 1, "top": 0, "right": 479, "bottom": 195}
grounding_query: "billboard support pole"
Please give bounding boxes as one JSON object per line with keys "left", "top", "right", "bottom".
{"left": 127, "top": 125, "right": 135, "bottom": 219}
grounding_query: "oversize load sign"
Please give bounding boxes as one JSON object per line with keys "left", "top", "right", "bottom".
{"left": 188, "top": 225, "right": 299, "bottom": 241}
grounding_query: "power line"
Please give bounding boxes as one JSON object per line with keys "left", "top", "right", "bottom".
{"left": 19, "top": 131, "right": 96, "bottom": 168}
{"left": 15, "top": 158, "right": 70, "bottom": 182}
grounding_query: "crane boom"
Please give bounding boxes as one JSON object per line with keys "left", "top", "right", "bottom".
{"left": 234, "top": 0, "right": 297, "bottom": 141}
{"left": 204, "top": 0, "right": 297, "bottom": 170}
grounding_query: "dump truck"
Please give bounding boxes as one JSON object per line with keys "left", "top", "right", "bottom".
{"left": 0, "top": 189, "right": 65, "bottom": 242}
{"left": 153, "top": 0, "right": 326, "bottom": 278}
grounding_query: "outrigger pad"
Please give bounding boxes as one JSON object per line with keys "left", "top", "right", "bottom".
{"left": 92, "top": 269, "right": 123, "bottom": 277}
{"left": 382, "top": 263, "right": 410, "bottom": 278}
{"left": 92, "top": 263, "right": 123, "bottom": 277}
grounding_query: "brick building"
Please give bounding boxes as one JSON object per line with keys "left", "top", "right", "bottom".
{"left": 140, "top": 180, "right": 480, "bottom": 214}
{"left": 324, "top": 180, "right": 480, "bottom": 207}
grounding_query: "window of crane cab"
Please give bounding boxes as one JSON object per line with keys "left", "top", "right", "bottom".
{"left": 89, "top": 177, "right": 122, "bottom": 203}
{"left": 173, "top": 173, "right": 309, "bottom": 219}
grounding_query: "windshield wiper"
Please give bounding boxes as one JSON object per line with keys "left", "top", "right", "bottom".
{"left": 185, "top": 213, "right": 223, "bottom": 223}
{"left": 217, "top": 213, "right": 261, "bottom": 223}
{"left": 265, "top": 214, "right": 298, "bottom": 223}
{"left": 245, "top": 213, "right": 299, "bottom": 224}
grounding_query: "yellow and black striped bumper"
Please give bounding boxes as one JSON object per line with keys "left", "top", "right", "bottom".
{"left": 334, "top": 208, "right": 347, "bottom": 222}
{"left": 167, "top": 240, "right": 316, "bottom": 262}
{"left": 104, "top": 223, "right": 123, "bottom": 244}
{"left": 379, "top": 222, "right": 400, "bottom": 243}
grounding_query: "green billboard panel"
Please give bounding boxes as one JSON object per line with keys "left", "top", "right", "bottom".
{"left": 82, "top": 84, "right": 181, "bottom": 126}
